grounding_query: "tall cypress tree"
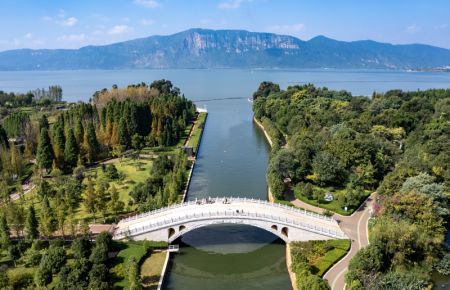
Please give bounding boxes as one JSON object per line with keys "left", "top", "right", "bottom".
{"left": 36, "top": 128, "right": 54, "bottom": 170}
{"left": 0, "top": 125, "right": 8, "bottom": 148}
{"left": 64, "top": 128, "right": 79, "bottom": 169}
{"left": 39, "top": 196, "right": 55, "bottom": 238}
{"left": 25, "top": 205, "right": 39, "bottom": 242}
{"left": 53, "top": 123, "right": 65, "bottom": 168}
{"left": 74, "top": 119, "right": 84, "bottom": 145}
{"left": 118, "top": 117, "right": 130, "bottom": 148}
{"left": 0, "top": 214, "right": 10, "bottom": 250}
{"left": 38, "top": 115, "right": 49, "bottom": 131}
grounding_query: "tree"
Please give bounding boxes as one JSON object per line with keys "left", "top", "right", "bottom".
{"left": 72, "top": 236, "right": 91, "bottom": 259}
{"left": 64, "top": 128, "right": 79, "bottom": 169}
{"left": 88, "top": 264, "right": 109, "bottom": 290}
{"left": 312, "top": 151, "right": 347, "bottom": 186}
{"left": 40, "top": 245, "right": 66, "bottom": 274}
{"left": 8, "top": 245, "right": 21, "bottom": 267}
{"left": 84, "top": 178, "right": 97, "bottom": 219}
{"left": 25, "top": 205, "right": 39, "bottom": 242}
{"left": 39, "top": 195, "right": 56, "bottom": 238}
{"left": 126, "top": 256, "right": 142, "bottom": 290}
{"left": 74, "top": 119, "right": 84, "bottom": 144}
{"left": 0, "top": 270, "right": 10, "bottom": 289}
{"left": 108, "top": 185, "right": 124, "bottom": 219}
{"left": 0, "top": 214, "right": 10, "bottom": 251}
{"left": 38, "top": 114, "right": 49, "bottom": 130}
{"left": 118, "top": 117, "right": 130, "bottom": 148}
{"left": 436, "top": 253, "right": 450, "bottom": 275}
{"left": 36, "top": 128, "right": 54, "bottom": 170}
{"left": 34, "top": 268, "right": 52, "bottom": 287}
{"left": 82, "top": 122, "right": 99, "bottom": 164}
{"left": 89, "top": 243, "right": 108, "bottom": 264}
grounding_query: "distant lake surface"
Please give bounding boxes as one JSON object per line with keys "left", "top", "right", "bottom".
{"left": 1, "top": 69, "right": 450, "bottom": 102}
{"left": 2, "top": 69, "right": 449, "bottom": 290}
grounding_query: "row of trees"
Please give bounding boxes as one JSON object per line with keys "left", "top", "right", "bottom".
{"left": 0, "top": 85, "right": 62, "bottom": 108}
{"left": 252, "top": 82, "right": 450, "bottom": 288}
{"left": 131, "top": 152, "right": 189, "bottom": 212}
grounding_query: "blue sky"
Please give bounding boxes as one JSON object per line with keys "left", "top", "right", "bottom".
{"left": 0, "top": 0, "right": 449, "bottom": 51}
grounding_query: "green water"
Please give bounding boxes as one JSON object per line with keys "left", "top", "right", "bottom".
{"left": 162, "top": 98, "right": 292, "bottom": 290}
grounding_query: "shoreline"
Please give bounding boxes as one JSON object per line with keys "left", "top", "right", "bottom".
{"left": 253, "top": 116, "right": 297, "bottom": 290}
{"left": 157, "top": 111, "right": 208, "bottom": 288}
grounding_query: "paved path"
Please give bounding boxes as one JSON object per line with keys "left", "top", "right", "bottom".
{"left": 288, "top": 193, "right": 375, "bottom": 290}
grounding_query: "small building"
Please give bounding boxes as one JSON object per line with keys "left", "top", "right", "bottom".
{"left": 324, "top": 192, "right": 334, "bottom": 202}
{"left": 180, "top": 146, "right": 194, "bottom": 157}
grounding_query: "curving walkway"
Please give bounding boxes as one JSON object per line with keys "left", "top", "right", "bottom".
{"left": 289, "top": 193, "right": 375, "bottom": 290}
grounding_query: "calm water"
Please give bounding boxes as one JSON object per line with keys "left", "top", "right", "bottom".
{"left": 1, "top": 69, "right": 450, "bottom": 289}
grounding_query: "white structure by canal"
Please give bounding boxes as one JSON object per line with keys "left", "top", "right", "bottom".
{"left": 113, "top": 197, "right": 347, "bottom": 243}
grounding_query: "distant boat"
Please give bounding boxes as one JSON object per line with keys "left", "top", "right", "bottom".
{"left": 248, "top": 98, "right": 253, "bottom": 103}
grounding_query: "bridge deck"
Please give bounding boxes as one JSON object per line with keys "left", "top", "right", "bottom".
{"left": 114, "top": 197, "right": 346, "bottom": 240}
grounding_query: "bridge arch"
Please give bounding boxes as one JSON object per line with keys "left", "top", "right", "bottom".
{"left": 167, "top": 220, "right": 289, "bottom": 243}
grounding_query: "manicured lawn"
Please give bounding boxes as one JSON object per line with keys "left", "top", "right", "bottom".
{"left": 313, "top": 239, "right": 350, "bottom": 276}
{"left": 187, "top": 112, "right": 207, "bottom": 153}
{"left": 140, "top": 251, "right": 167, "bottom": 290}
{"left": 111, "top": 240, "right": 167, "bottom": 289}
{"left": 290, "top": 239, "right": 350, "bottom": 277}
{"left": 294, "top": 185, "right": 370, "bottom": 215}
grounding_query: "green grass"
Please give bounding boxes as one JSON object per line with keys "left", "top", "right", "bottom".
{"left": 111, "top": 240, "right": 168, "bottom": 289}
{"left": 74, "top": 157, "right": 154, "bottom": 221}
{"left": 290, "top": 239, "right": 351, "bottom": 278}
{"left": 313, "top": 239, "right": 351, "bottom": 276}
{"left": 294, "top": 185, "right": 370, "bottom": 215}
{"left": 140, "top": 251, "right": 167, "bottom": 290}
{"left": 187, "top": 112, "right": 207, "bottom": 153}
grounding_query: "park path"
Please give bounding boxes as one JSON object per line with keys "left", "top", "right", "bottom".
{"left": 288, "top": 192, "right": 375, "bottom": 290}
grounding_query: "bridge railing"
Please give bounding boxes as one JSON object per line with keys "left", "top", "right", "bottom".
{"left": 114, "top": 209, "right": 346, "bottom": 240}
{"left": 119, "top": 197, "right": 335, "bottom": 224}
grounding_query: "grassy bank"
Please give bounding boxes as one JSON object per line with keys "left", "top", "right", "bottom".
{"left": 187, "top": 112, "right": 207, "bottom": 154}
{"left": 290, "top": 239, "right": 350, "bottom": 289}
{"left": 140, "top": 251, "right": 167, "bottom": 290}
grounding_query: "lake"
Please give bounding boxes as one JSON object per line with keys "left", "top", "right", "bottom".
{"left": 1, "top": 69, "right": 450, "bottom": 290}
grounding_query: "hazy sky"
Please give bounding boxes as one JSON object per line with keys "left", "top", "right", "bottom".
{"left": 1, "top": 0, "right": 449, "bottom": 51}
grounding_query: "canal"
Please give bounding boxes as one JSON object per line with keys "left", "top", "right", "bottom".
{"left": 162, "top": 98, "right": 292, "bottom": 290}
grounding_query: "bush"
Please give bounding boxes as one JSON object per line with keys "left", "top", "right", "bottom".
{"left": 105, "top": 164, "right": 119, "bottom": 180}
{"left": 39, "top": 245, "right": 66, "bottom": 274}
{"left": 436, "top": 253, "right": 450, "bottom": 275}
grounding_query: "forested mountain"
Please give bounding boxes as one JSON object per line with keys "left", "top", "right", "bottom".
{"left": 1, "top": 29, "right": 450, "bottom": 70}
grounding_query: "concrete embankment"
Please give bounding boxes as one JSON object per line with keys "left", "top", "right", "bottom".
{"left": 157, "top": 112, "right": 208, "bottom": 288}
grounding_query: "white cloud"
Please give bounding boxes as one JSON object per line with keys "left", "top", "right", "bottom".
{"left": 108, "top": 25, "right": 133, "bottom": 35}
{"left": 406, "top": 25, "right": 420, "bottom": 34}
{"left": 134, "top": 0, "right": 160, "bottom": 8}
{"left": 267, "top": 23, "right": 305, "bottom": 35}
{"left": 24, "top": 33, "right": 33, "bottom": 39}
{"left": 57, "top": 33, "right": 87, "bottom": 43}
{"left": 218, "top": 0, "right": 244, "bottom": 9}
{"left": 60, "top": 17, "right": 78, "bottom": 27}
{"left": 43, "top": 11, "right": 78, "bottom": 27}
{"left": 141, "top": 18, "right": 155, "bottom": 26}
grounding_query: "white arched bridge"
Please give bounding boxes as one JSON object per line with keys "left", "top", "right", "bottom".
{"left": 113, "top": 197, "right": 347, "bottom": 243}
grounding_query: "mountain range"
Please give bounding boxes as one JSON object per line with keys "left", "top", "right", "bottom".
{"left": 1, "top": 28, "right": 450, "bottom": 70}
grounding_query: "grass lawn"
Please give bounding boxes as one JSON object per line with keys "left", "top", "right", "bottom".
{"left": 110, "top": 240, "right": 167, "bottom": 289}
{"left": 74, "top": 157, "right": 154, "bottom": 221}
{"left": 294, "top": 185, "right": 370, "bottom": 216}
{"left": 290, "top": 239, "right": 350, "bottom": 278}
{"left": 140, "top": 251, "right": 167, "bottom": 290}
{"left": 187, "top": 112, "right": 207, "bottom": 153}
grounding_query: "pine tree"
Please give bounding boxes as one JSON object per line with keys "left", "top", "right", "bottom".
{"left": 39, "top": 196, "right": 56, "bottom": 238}
{"left": 0, "top": 214, "right": 10, "bottom": 250}
{"left": 53, "top": 123, "right": 65, "bottom": 168}
{"left": 25, "top": 205, "right": 39, "bottom": 242}
{"left": 84, "top": 178, "right": 97, "bottom": 220}
{"left": 64, "top": 128, "right": 79, "bottom": 169}
{"left": 38, "top": 114, "right": 49, "bottom": 131}
{"left": 36, "top": 128, "right": 55, "bottom": 170}
{"left": 118, "top": 117, "right": 130, "bottom": 148}
{"left": 82, "top": 122, "right": 99, "bottom": 164}
{"left": 108, "top": 185, "right": 124, "bottom": 220}
{"left": 74, "top": 119, "right": 84, "bottom": 144}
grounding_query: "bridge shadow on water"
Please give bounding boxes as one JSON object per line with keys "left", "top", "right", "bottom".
{"left": 163, "top": 224, "right": 291, "bottom": 290}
